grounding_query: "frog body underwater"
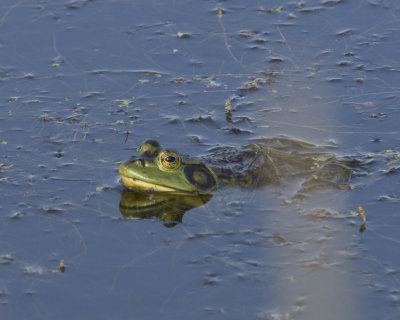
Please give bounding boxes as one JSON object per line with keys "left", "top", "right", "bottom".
{"left": 118, "top": 138, "right": 352, "bottom": 195}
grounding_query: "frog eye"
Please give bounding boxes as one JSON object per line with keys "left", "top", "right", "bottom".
{"left": 160, "top": 151, "right": 180, "bottom": 169}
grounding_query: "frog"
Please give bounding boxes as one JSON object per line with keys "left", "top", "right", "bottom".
{"left": 118, "top": 138, "right": 353, "bottom": 196}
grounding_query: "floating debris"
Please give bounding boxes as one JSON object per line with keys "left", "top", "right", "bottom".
{"left": 326, "top": 77, "right": 342, "bottom": 82}
{"left": 59, "top": 259, "right": 65, "bottom": 273}
{"left": 114, "top": 99, "right": 133, "bottom": 108}
{"left": 298, "top": 6, "right": 324, "bottom": 13}
{"left": 337, "top": 29, "right": 353, "bottom": 36}
{"left": 23, "top": 73, "right": 34, "bottom": 79}
{"left": 273, "top": 234, "right": 287, "bottom": 245}
{"left": 383, "top": 167, "right": 399, "bottom": 174}
{"left": 338, "top": 60, "right": 351, "bottom": 66}
{"left": 0, "top": 254, "right": 15, "bottom": 265}
{"left": 225, "top": 99, "right": 232, "bottom": 113}
{"left": 240, "top": 81, "right": 258, "bottom": 91}
{"left": 176, "top": 32, "right": 191, "bottom": 38}
{"left": 203, "top": 273, "right": 221, "bottom": 286}
{"left": 225, "top": 99, "right": 232, "bottom": 123}
{"left": 227, "top": 128, "right": 251, "bottom": 134}
{"left": 344, "top": 101, "right": 374, "bottom": 108}
{"left": 0, "top": 163, "right": 12, "bottom": 169}
{"left": 240, "top": 78, "right": 268, "bottom": 91}
{"left": 308, "top": 208, "right": 331, "bottom": 218}
{"left": 214, "top": 8, "right": 225, "bottom": 15}
{"left": 262, "top": 68, "right": 283, "bottom": 77}
{"left": 239, "top": 30, "right": 256, "bottom": 38}
{"left": 186, "top": 115, "right": 214, "bottom": 124}
{"left": 24, "top": 265, "right": 46, "bottom": 275}
{"left": 51, "top": 55, "right": 65, "bottom": 67}
{"left": 254, "top": 37, "right": 267, "bottom": 43}
{"left": 258, "top": 6, "right": 283, "bottom": 13}
{"left": 358, "top": 205, "right": 367, "bottom": 232}
{"left": 269, "top": 56, "right": 284, "bottom": 62}
{"left": 41, "top": 113, "right": 52, "bottom": 121}
{"left": 39, "top": 206, "right": 65, "bottom": 214}
{"left": 322, "top": 0, "right": 344, "bottom": 5}
{"left": 379, "top": 194, "right": 393, "bottom": 201}
{"left": 66, "top": 0, "right": 92, "bottom": 9}
{"left": 171, "top": 77, "right": 191, "bottom": 84}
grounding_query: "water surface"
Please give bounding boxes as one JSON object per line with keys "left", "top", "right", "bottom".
{"left": 1, "top": 1, "right": 400, "bottom": 319}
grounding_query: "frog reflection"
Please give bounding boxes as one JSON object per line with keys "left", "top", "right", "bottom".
{"left": 119, "top": 189, "right": 211, "bottom": 227}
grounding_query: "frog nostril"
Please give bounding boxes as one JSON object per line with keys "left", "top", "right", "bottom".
{"left": 134, "top": 159, "right": 145, "bottom": 167}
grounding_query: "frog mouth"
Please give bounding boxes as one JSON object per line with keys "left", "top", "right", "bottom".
{"left": 119, "top": 175, "right": 182, "bottom": 192}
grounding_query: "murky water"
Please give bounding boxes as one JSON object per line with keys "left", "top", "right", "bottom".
{"left": 1, "top": 0, "right": 400, "bottom": 319}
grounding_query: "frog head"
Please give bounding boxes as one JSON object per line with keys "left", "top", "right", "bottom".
{"left": 119, "top": 140, "right": 218, "bottom": 194}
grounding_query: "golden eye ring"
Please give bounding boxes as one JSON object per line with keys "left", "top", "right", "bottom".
{"left": 160, "top": 151, "right": 181, "bottom": 170}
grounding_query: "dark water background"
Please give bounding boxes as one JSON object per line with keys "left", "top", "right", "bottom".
{"left": 1, "top": 1, "right": 400, "bottom": 319}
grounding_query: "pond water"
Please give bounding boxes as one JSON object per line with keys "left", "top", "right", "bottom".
{"left": 1, "top": 0, "right": 400, "bottom": 319}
